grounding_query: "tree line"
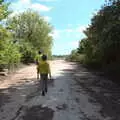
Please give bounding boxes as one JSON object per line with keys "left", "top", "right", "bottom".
{"left": 0, "top": 0, "right": 53, "bottom": 72}
{"left": 68, "top": 0, "right": 120, "bottom": 74}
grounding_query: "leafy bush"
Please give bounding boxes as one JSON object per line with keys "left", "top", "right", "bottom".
{"left": 66, "top": 49, "right": 85, "bottom": 63}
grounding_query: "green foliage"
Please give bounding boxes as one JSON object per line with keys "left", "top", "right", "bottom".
{"left": 0, "top": 1, "right": 53, "bottom": 72}
{"left": 7, "top": 10, "right": 53, "bottom": 63}
{"left": 93, "top": 1, "right": 120, "bottom": 64}
{"left": 0, "top": 1, "right": 21, "bottom": 71}
{"left": 0, "top": 0, "right": 11, "bottom": 21}
{"left": 69, "top": 0, "right": 120, "bottom": 74}
{"left": 77, "top": 39, "right": 86, "bottom": 53}
{"left": 0, "top": 28, "right": 21, "bottom": 71}
{"left": 75, "top": 0, "right": 120, "bottom": 72}
{"left": 2, "top": 42, "right": 21, "bottom": 69}
{"left": 66, "top": 49, "right": 85, "bottom": 62}
{"left": 52, "top": 55, "right": 67, "bottom": 60}
{"left": 19, "top": 42, "right": 35, "bottom": 63}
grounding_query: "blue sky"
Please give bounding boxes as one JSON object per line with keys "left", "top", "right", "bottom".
{"left": 8, "top": 0, "right": 105, "bottom": 55}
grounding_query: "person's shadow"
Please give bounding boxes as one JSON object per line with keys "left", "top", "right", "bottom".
{"left": 26, "top": 78, "right": 55, "bottom": 101}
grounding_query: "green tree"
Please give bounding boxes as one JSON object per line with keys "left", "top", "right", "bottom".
{"left": 0, "top": 0, "right": 10, "bottom": 20}
{"left": 7, "top": 10, "right": 53, "bottom": 63}
{"left": 78, "top": 0, "right": 120, "bottom": 69}
{"left": 0, "top": 0, "right": 21, "bottom": 71}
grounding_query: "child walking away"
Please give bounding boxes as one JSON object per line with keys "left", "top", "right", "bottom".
{"left": 38, "top": 54, "right": 51, "bottom": 96}
{"left": 35, "top": 50, "right": 42, "bottom": 79}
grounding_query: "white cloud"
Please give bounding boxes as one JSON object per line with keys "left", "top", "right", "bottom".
{"left": 9, "top": 0, "right": 52, "bottom": 16}
{"left": 9, "top": 11, "right": 21, "bottom": 18}
{"left": 43, "top": 16, "right": 52, "bottom": 22}
{"left": 49, "top": 25, "right": 87, "bottom": 40}
{"left": 65, "top": 29, "right": 73, "bottom": 33}
{"left": 10, "top": 0, "right": 30, "bottom": 11}
{"left": 31, "top": 3, "right": 52, "bottom": 12}
{"left": 49, "top": 30, "right": 60, "bottom": 39}
{"left": 69, "top": 41, "right": 79, "bottom": 48}
{"left": 67, "top": 24, "right": 72, "bottom": 27}
{"left": 76, "top": 25, "right": 87, "bottom": 32}
{"left": 62, "top": 25, "right": 87, "bottom": 34}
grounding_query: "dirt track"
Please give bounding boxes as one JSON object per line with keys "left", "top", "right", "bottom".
{"left": 0, "top": 60, "right": 120, "bottom": 120}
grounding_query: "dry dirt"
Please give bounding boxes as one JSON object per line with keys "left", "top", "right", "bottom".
{"left": 0, "top": 60, "right": 120, "bottom": 120}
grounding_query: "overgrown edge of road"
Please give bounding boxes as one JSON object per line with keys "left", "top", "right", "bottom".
{"left": 72, "top": 61, "right": 120, "bottom": 85}
{"left": 0, "top": 63, "right": 31, "bottom": 83}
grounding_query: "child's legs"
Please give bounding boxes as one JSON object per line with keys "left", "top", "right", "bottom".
{"left": 40, "top": 74, "right": 48, "bottom": 92}
{"left": 45, "top": 77, "right": 48, "bottom": 91}
{"left": 37, "top": 66, "right": 39, "bottom": 79}
{"left": 40, "top": 75, "right": 45, "bottom": 92}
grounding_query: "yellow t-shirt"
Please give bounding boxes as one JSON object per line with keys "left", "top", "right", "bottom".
{"left": 38, "top": 61, "right": 51, "bottom": 74}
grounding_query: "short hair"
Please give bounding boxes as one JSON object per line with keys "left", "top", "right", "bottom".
{"left": 42, "top": 54, "right": 47, "bottom": 61}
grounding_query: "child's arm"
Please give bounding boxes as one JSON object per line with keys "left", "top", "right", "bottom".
{"left": 34, "top": 56, "right": 38, "bottom": 65}
{"left": 48, "top": 63, "right": 51, "bottom": 79}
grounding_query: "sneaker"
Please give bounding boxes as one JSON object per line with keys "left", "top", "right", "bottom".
{"left": 42, "top": 91, "right": 45, "bottom": 96}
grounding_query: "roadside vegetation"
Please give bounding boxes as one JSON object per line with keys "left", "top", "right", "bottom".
{"left": 0, "top": 0, "right": 53, "bottom": 72}
{"left": 66, "top": 49, "right": 85, "bottom": 62}
{"left": 67, "top": 0, "right": 120, "bottom": 79}
{"left": 52, "top": 55, "right": 67, "bottom": 60}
